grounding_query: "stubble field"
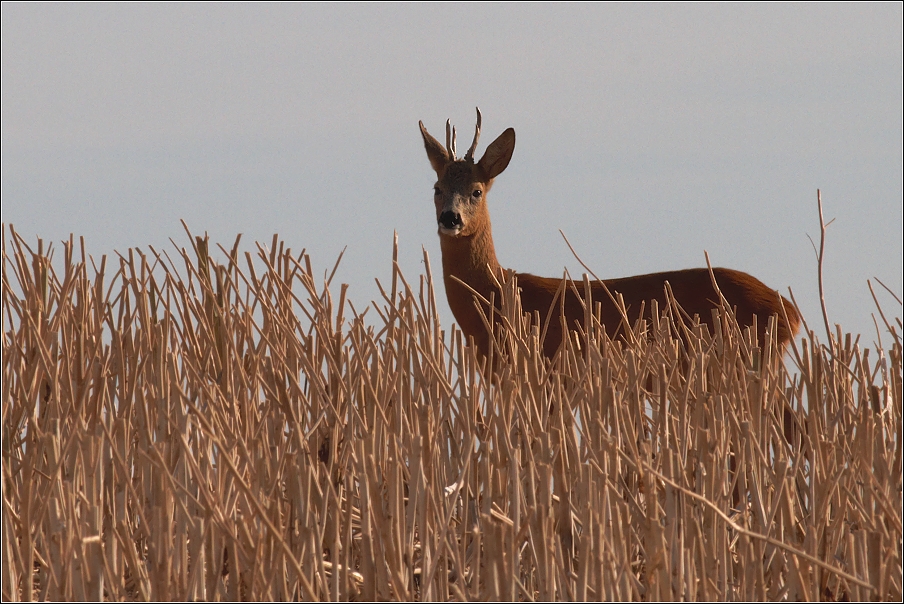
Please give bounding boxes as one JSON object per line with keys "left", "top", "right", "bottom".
{"left": 2, "top": 225, "right": 901, "bottom": 601}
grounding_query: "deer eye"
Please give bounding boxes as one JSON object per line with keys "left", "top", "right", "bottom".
{"left": 433, "top": 187, "right": 442, "bottom": 196}
{"left": 471, "top": 189, "right": 482, "bottom": 199}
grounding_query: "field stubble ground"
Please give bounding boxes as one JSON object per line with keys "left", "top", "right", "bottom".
{"left": 1, "top": 223, "right": 901, "bottom": 601}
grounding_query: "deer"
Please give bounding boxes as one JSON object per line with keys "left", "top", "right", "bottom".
{"left": 419, "top": 108, "right": 800, "bottom": 359}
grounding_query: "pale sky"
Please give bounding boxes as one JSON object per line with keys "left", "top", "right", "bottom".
{"left": 2, "top": 4, "right": 902, "bottom": 344}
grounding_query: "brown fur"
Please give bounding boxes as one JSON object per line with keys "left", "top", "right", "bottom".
{"left": 419, "top": 112, "right": 800, "bottom": 358}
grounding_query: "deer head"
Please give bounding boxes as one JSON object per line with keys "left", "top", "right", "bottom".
{"left": 419, "top": 108, "right": 516, "bottom": 239}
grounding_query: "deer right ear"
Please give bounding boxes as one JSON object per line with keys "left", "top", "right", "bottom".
{"left": 477, "top": 128, "right": 515, "bottom": 181}
{"left": 419, "top": 121, "right": 450, "bottom": 175}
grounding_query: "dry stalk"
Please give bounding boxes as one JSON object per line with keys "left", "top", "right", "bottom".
{"left": 2, "top": 224, "right": 901, "bottom": 601}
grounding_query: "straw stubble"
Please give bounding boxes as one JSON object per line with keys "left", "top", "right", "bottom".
{"left": 2, "top": 226, "right": 901, "bottom": 601}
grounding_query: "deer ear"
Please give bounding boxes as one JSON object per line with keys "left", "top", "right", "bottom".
{"left": 477, "top": 128, "right": 515, "bottom": 181}
{"left": 420, "top": 121, "right": 450, "bottom": 175}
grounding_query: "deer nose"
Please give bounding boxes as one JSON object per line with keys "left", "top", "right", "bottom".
{"left": 439, "top": 211, "right": 463, "bottom": 230}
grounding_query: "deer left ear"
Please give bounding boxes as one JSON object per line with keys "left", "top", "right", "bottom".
{"left": 420, "top": 121, "right": 450, "bottom": 176}
{"left": 478, "top": 128, "right": 515, "bottom": 181}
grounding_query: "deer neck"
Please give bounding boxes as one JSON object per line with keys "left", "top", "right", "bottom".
{"left": 439, "top": 222, "right": 503, "bottom": 330}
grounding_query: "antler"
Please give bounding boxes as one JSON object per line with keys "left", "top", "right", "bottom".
{"left": 441, "top": 109, "right": 480, "bottom": 160}
{"left": 464, "top": 107, "right": 482, "bottom": 162}
{"left": 445, "top": 119, "right": 457, "bottom": 159}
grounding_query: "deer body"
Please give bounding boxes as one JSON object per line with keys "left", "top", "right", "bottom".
{"left": 420, "top": 110, "right": 800, "bottom": 357}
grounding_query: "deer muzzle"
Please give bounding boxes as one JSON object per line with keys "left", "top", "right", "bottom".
{"left": 438, "top": 210, "right": 463, "bottom": 233}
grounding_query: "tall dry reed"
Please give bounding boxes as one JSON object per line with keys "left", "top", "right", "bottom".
{"left": 2, "top": 224, "right": 901, "bottom": 601}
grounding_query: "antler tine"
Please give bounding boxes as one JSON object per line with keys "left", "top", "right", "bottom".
{"left": 445, "top": 119, "right": 453, "bottom": 158}
{"left": 452, "top": 126, "right": 457, "bottom": 158}
{"left": 464, "top": 107, "right": 482, "bottom": 161}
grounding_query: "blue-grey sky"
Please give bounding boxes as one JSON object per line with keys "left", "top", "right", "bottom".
{"left": 3, "top": 4, "right": 902, "bottom": 344}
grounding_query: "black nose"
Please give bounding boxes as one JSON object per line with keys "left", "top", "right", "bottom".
{"left": 439, "top": 211, "right": 463, "bottom": 230}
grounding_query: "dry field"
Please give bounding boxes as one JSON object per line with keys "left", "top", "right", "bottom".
{"left": 2, "top": 225, "right": 901, "bottom": 601}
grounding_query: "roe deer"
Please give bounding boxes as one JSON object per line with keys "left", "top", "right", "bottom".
{"left": 419, "top": 108, "right": 800, "bottom": 358}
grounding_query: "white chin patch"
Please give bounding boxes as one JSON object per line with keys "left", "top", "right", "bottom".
{"left": 438, "top": 226, "right": 463, "bottom": 236}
